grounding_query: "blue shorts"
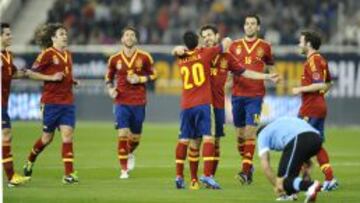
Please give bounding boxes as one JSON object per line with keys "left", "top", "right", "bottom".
{"left": 114, "top": 104, "right": 145, "bottom": 134}
{"left": 300, "top": 116, "right": 325, "bottom": 141}
{"left": 232, "top": 96, "right": 263, "bottom": 127}
{"left": 179, "top": 104, "right": 211, "bottom": 139}
{"left": 42, "top": 104, "right": 76, "bottom": 133}
{"left": 2, "top": 106, "right": 11, "bottom": 129}
{"left": 213, "top": 107, "right": 225, "bottom": 137}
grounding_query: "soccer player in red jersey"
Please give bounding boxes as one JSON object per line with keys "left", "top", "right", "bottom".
{"left": 173, "top": 30, "right": 278, "bottom": 190}
{"left": 198, "top": 25, "right": 279, "bottom": 178}
{"left": 229, "top": 14, "right": 275, "bottom": 184}
{"left": 1, "top": 22, "right": 30, "bottom": 187}
{"left": 23, "top": 23, "right": 80, "bottom": 184}
{"left": 105, "top": 26, "right": 156, "bottom": 179}
{"left": 1, "top": 23, "right": 61, "bottom": 187}
{"left": 292, "top": 30, "right": 338, "bottom": 191}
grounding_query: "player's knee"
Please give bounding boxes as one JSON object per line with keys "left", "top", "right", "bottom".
{"left": 214, "top": 138, "right": 220, "bottom": 146}
{"left": 203, "top": 136, "right": 214, "bottom": 143}
{"left": 178, "top": 139, "right": 189, "bottom": 145}
{"left": 130, "top": 134, "right": 141, "bottom": 140}
{"left": 118, "top": 128, "right": 130, "bottom": 137}
{"left": 189, "top": 139, "right": 201, "bottom": 149}
{"left": 2, "top": 129, "right": 12, "bottom": 143}
{"left": 244, "top": 126, "right": 257, "bottom": 139}
{"left": 41, "top": 132, "right": 54, "bottom": 144}
{"left": 235, "top": 127, "right": 245, "bottom": 138}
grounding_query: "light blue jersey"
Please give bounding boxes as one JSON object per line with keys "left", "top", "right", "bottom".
{"left": 257, "top": 117, "right": 319, "bottom": 156}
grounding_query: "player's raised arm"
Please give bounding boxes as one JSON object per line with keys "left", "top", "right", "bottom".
{"left": 227, "top": 53, "right": 280, "bottom": 83}
{"left": 171, "top": 45, "right": 187, "bottom": 56}
{"left": 221, "top": 37, "right": 232, "bottom": 52}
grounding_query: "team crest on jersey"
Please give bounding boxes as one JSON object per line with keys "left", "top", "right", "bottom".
{"left": 235, "top": 46, "right": 242, "bottom": 55}
{"left": 135, "top": 58, "right": 143, "bottom": 69}
{"left": 312, "top": 72, "right": 320, "bottom": 80}
{"left": 220, "top": 58, "right": 228, "bottom": 69}
{"left": 116, "top": 60, "right": 122, "bottom": 70}
{"left": 256, "top": 47, "right": 264, "bottom": 58}
{"left": 52, "top": 55, "right": 60, "bottom": 64}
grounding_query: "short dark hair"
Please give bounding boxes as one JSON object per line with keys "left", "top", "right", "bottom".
{"left": 121, "top": 26, "right": 139, "bottom": 39}
{"left": 1, "top": 22, "right": 10, "bottom": 34}
{"left": 301, "top": 30, "right": 322, "bottom": 50}
{"left": 35, "top": 23, "right": 66, "bottom": 49}
{"left": 183, "top": 31, "right": 198, "bottom": 50}
{"left": 199, "top": 24, "right": 218, "bottom": 36}
{"left": 245, "top": 14, "right": 261, "bottom": 25}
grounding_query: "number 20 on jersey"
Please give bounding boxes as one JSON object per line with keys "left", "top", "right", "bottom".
{"left": 180, "top": 62, "right": 206, "bottom": 90}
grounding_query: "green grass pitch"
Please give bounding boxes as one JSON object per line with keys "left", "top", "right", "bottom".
{"left": 3, "top": 122, "right": 360, "bottom": 203}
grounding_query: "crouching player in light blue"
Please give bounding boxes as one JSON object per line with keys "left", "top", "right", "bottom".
{"left": 257, "top": 117, "right": 324, "bottom": 202}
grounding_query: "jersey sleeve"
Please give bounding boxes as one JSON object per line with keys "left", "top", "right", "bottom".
{"left": 323, "top": 60, "right": 332, "bottom": 83}
{"left": 105, "top": 56, "right": 116, "bottom": 85}
{"left": 228, "top": 42, "right": 238, "bottom": 56}
{"left": 31, "top": 50, "right": 52, "bottom": 73}
{"left": 143, "top": 53, "right": 157, "bottom": 81}
{"left": 227, "top": 53, "right": 245, "bottom": 75}
{"left": 263, "top": 43, "right": 274, "bottom": 65}
{"left": 10, "top": 53, "right": 18, "bottom": 75}
{"left": 257, "top": 133, "right": 271, "bottom": 157}
{"left": 309, "top": 56, "right": 328, "bottom": 83}
{"left": 66, "top": 51, "right": 75, "bottom": 83}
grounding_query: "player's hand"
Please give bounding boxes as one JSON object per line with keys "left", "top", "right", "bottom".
{"left": 274, "top": 185, "right": 286, "bottom": 196}
{"left": 127, "top": 74, "right": 140, "bottom": 84}
{"left": 221, "top": 37, "right": 233, "bottom": 52}
{"left": 292, "top": 87, "right": 302, "bottom": 95}
{"left": 52, "top": 72, "right": 64, "bottom": 81}
{"left": 172, "top": 46, "right": 187, "bottom": 56}
{"left": 268, "top": 73, "right": 281, "bottom": 83}
{"left": 107, "top": 87, "right": 118, "bottom": 99}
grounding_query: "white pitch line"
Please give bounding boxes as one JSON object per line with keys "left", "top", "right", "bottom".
{"left": 31, "top": 162, "right": 360, "bottom": 170}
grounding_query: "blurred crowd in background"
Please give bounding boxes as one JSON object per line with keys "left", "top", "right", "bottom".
{"left": 35, "top": 0, "right": 360, "bottom": 45}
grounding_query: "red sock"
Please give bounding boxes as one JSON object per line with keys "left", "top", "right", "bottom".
{"left": 188, "top": 146, "right": 199, "bottom": 181}
{"left": 202, "top": 141, "right": 215, "bottom": 177}
{"left": 118, "top": 137, "right": 129, "bottom": 171}
{"left": 237, "top": 137, "right": 245, "bottom": 157}
{"left": 128, "top": 136, "right": 140, "bottom": 153}
{"left": 213, "top": 142, "right": 220, "bottom": 176}
{"left": 175, "top": 141, "right": 188, "bottom": 178}
{"left": 28, "top": 138, "right": 47, "bottom": 162}
{"left": 242, "top": 138, "right": 255, "bottom": 174}
{"left": 62, "top": 142, "right": 74, "bottom": 176}
{"left": 2, "top": 142, "right": 14, "bottom": 181}
{"left": 317, "top": 147, "right": 334, "bottom": 181}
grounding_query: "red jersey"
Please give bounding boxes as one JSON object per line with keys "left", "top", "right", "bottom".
{"left": 177, "top": 46, "right": 244, "bottom": 109}
{"left": 299, "top": 53, "right": 332, "bottom": 118}
{"left": 210, "top": 53, "right": 245, "bottom": 108}
{"left": 1, "top": 50, "right": 17, "bottom": 107}
{"left": 105, "top": 48, "right": 155, "bottom": 105}
{"left": 32, "top": 47, "right": 75, "bottom": 105}
{"left": 229, "top": 38, "right": 274, "bottom": 97}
